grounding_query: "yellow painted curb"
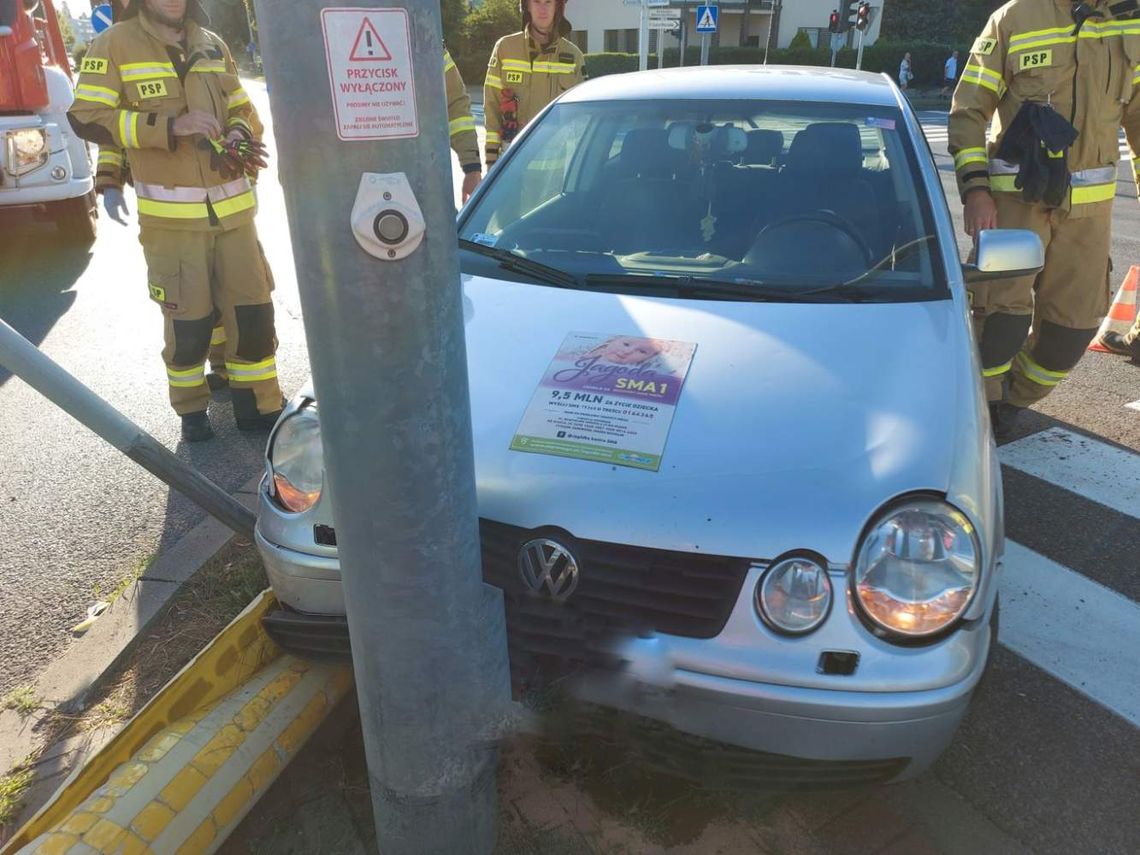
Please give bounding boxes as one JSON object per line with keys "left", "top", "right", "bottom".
{"left": 4, "top": 591, "right": 353, "bottom": 855}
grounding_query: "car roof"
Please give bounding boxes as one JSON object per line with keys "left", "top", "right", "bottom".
{"left": 560, "top": 65, "right": 902, "bottom": 109}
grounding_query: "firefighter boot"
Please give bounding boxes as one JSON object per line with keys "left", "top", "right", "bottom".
{"left": 1100, "top": 331, "right": 1140, "bottom": 360}
{"left": 988, "top": 402, "right": 1023, "bottom": 443}
{"left": 181, "top": 411, "right": 214, "bottom": 442}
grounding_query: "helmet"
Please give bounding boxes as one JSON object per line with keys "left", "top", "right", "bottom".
{"left": 520, "top": 0, "right": 571, "bottom": 38}
{"left": 120, "top": 0, "right": 210, "bottom": 26}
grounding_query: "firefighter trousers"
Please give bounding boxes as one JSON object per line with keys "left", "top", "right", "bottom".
{"left": 971, "top": 194, "right": 1113, "bottom": 407}
{"left": 140, "top": 224, "right": 283, "bottom": 419}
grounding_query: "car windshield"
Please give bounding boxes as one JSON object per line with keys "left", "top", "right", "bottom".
{"left": 459, "top": 98, "right": 946, "bottom": 301}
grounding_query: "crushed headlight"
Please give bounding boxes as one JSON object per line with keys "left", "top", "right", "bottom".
{"left": 267, "top": 403, "right": 323, "bottom": 513}
{"left": 5, "top": 128, "right": 49, "bottom": 176}
{"left": 756, "top": 555, "right": 832, "bottom": 635}
{"left": 853, "top": 498, "right": 980, "bottom": 639}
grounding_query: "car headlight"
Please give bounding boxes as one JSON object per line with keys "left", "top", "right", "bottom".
{"left": 267, "top": 403, "right": 323, "bottom": 513}
{"left": 756, "top": 555, "right": 832, "bottom": 635}
{"left": 852, "top": 499, "right": 980, "bottom": 639}
{"left": 5, "top": 129, "right": 49, "bottom": 176}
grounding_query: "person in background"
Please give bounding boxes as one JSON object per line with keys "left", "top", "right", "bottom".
{"left": 898, "top": 52, "right": 913, "bottom": 93}
{"left": 941, "top": 50, "right": 959, "bottom": 99}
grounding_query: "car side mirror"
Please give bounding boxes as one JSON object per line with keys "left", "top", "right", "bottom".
{"left": 963, "top": 229, "right": 1044, "bottom": 283}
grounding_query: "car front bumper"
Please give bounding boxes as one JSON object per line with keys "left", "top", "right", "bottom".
{"left": 255, "top": 520, "right": 992, "bottom": 783}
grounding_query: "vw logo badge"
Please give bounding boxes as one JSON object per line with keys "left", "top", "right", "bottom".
{"left": 518, "top": 538, "right": 580, "bottom": 601}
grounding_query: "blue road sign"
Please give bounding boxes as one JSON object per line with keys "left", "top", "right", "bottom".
{"left": 695, "top": 4, "right": 718, "bottom": 34}
{"left": 91, "top": 4, "right": 113, "bottom": 34}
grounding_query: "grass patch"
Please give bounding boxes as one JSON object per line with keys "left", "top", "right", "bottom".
{"left": 2, "top": 687, "right": 41, "bottom": 720}
{"left": 0, "top": 765, "right": 34, "bottom": 827}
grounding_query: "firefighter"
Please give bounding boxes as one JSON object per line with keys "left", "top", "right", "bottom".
{"left": 949, "top": 1, "right": 1140, "bottom": 437}
{"left": 483, "top": 0, "right": 583, "bottom": 167}
{"left": 68, "top": 0, "right": 282, "bottom": 442}
{"left": 445, "top": 47, "right": 483, "bottom": 202}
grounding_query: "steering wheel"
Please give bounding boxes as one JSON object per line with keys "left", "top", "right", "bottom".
{"left": 749, "top": 210, "right": 875, "bottom": 268}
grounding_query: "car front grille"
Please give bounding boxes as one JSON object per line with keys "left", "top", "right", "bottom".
{"left": 479, "top": 519, "right": 751, "bottom": 687}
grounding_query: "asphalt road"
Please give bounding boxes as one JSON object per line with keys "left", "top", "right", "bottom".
{"left": 1, "top": 91, "right": 1138, "bottom": 852}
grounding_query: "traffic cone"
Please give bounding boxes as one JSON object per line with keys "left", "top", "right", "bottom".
{"left": 1089, "top": 265, "right": 1138, "bottom": 352}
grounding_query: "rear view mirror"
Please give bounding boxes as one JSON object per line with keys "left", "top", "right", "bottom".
{"left": 963, "top": 229, "right": 1044, "bottom": 283}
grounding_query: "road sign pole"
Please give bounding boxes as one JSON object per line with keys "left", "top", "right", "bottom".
{"left": 700, "top": 31, "right": 710, "bottom": 65}
{"left": 856, "top": 26, "right": 866, "bottom": 70}
{"left": 679, "top": 4, "right": 687, "bottom": 66}
{"left": 254, "top": 1, "right": 511, "bottom": 853}
{"left": 639, "top": 0, "right": 649, "bottom": 71}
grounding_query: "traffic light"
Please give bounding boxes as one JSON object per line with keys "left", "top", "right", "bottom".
{"left": 856, "top": 2, "right": 872, "bottom": 32}
{"left": 828, "top": 10, "right": 840, "bottom": 34}
{"left": 845, "top": 1, "right": 860, "bottom": 32}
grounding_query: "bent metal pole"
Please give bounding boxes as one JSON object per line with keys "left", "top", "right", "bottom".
{"left": 0, "top": 318, "right": 256, "bottom": 539}
{"left": 253, "top": 2, "right": 511, "bottom": 853}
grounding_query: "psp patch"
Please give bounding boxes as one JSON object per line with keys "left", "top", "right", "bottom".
{"left": 505, "top": 71, "right": 524, "bottom": 84}
{"left": 80, "top": 57, "right": 108, "bottom": 74}
{"left": 149, "top": 284, "right": 166, "bottom": 303}
{"left": 1018, "top": 50, "right": 1052, "bottom": 71}
{"left": 972, "top": 37, "right": 997, "bottom": 56}
{"left": 136, "top": 80, "right": 169, "bottom": 99}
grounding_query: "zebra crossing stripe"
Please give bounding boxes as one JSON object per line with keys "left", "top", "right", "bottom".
{"left": 998, "top": 427, "right": 1140, "bottom": 519}
{"left": 999, "top": 541, "right": 1140, "bottom": 727}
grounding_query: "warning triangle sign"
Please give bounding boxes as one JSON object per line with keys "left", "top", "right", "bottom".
{"left": 349, "top": 17, "right": 392, "bottom": 62}
{"left": 697, "top": 8, "right": 716, "bottom": 30}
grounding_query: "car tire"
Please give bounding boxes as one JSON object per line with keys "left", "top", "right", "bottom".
{"left": 52, "top": 191, "right": 97, "bottom": 246}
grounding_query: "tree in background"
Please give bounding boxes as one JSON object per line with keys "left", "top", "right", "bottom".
{"left": 441, "top": 0, "right": 468, "bottom": 49}
{"left": 457, "top": 0, "right": 518, "bottom": 81}
{"left": 198, "top": 0, "right": 252, "bottom": 53}
{"left": 57, "top": 9, "right": 76, "bottom": 53}
{"left": 880, "top": 0, "right": 1003, "bottom": 44}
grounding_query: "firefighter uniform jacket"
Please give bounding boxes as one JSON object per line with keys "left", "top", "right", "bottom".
{"left": 445, "top": 49, "right": 481, "bottom": 173}
{"left": 949, "top": 0, "right": 1140, "bottom": 215}
{"left": 68, "top": 14, "right": 261, "bottom": 231}
{"left": 483, "top": 29, "right": 583, "bottom": 165}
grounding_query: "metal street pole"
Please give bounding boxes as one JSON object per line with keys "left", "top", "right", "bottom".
{"left": 254, "top": 2, "right": 510, "bottom": 853}
{"left": 856, "top": 27, "right": 865, "bottom": 70}
{"left": 700, "top": 31, "right": 710, "bottom": 66}
{"left": 679, "top": 6, "right": 687, "bottom": 66}
{"left": 639, "top": 0, "right": 650, "bottom": 71}
{"left": 657, "top": 28, "right": 665, "bottom": 68}
{"left": 830, "top": 31, "right": 839, "bottom": 67}
{"left": 0, "top": 319, "right": 256, "bottom": 538}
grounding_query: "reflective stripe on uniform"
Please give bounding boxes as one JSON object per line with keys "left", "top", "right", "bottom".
{"left": 167, "top": 365, "right": 206, "bottom": 388}
{"left": 137, "top": 189, "right": 256, "bottom": 221}
{"left": 1016, "top": 351, "right": 1067, "bottom": 387}
{"left": 189, "top": 60, "right": 227, "bottom": 74}
{"left": 990, "top": 174, "right": 1018, "bottom": 192}
{"left": 485, "top": 130, "right": 501, "bottom": 145}
{"left": 120, "top": 61, "right": 177, "bottom": 80}
{"left": 532, "top": 61, "right": 576, "bottom": 73}
{"left": 136, "top": 177, "right": 253, "bottom": 203}
{"left": 960, "top": 63, "right": 1004, "bottom": 95}
{"left": 1071, "top": 182, "right": 1116, "bottom": 204}
{"left": 97, "top": 150, "right": 123, "bottom": 167}
{"left": 1133, "top": 63, "right": 1140, "bottom": 87}
{"left": 449, "top": 116, "right": 476, "bottom": 136}
{"left": 75, "top": 84, "right": 119, "bottom": 106}
{"left": 989, "top": 161, "right": 1115, "bottom": 203}
{"left": 500, "top": 59, "right": 530, "bottom": 71}
{"left": 118, "top": 110, "right": 141, "bottom": 148}
{"left": 443, "top": 53, "right": 456, "bottom": 72}
{"left": 228, "top": 117, "right": 253, "bottom": 137}
{"left": 954, "top": 147, "right": 988, "bottom": 170}
{"left": 211, "top": 326, "right": 227, "bottom": 346}
{"left": 227, "top": 88, "right": 251, "bottom": 109}
{"left": 982, "top": 361, "right": 1012, "bottom": 378}
{"left": 484, "top": 73, "right": 503, "bottom": 90}
{"left": 1008, "top": 26, "right": 1075, "bottom": 52}
{"left": 225, "top": 357, "right": 277, "bottom": 382}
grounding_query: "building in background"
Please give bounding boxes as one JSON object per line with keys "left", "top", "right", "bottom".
{"left": 568, "top": 0, "right": 883, "bottom": 56}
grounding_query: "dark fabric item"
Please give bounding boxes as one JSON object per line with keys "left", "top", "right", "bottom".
{"left": 979, "top": 312, "right": 1033, "bottom": 367}
{"left": 995, "top": 102, "right": 1078, "bottom": 206}
{"left": 988, "top": 402, "right": 1023, "bottom": 442}
{"left": 67, "top": 114, "right": 115, "bottom": 147}
{"left": 1100, "top": 331, "right": 1140, "bottom": 358}
{"left": 170, "top": 314, "right": 213, "bottom": 366}
{"left": 1031, "top": 320, "right": 1098, "bottom": 371}
{"left": 234, "top": 302, "right": 276, "bottom": 361}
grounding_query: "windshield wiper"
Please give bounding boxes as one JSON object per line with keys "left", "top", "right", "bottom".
{"left": 583, "top": 273, "right": 832, "bottom": 302}
{"left": 840, "top": 235, "right": 938, "bottom": 287}
{"left": 458, "top": 239, "right": 578, "bottom": 288}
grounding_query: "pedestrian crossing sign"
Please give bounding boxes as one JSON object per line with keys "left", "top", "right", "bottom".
{"left": 696, "top": 5, "right": 718, "bottom": 33}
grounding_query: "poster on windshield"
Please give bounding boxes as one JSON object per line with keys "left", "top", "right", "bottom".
{"left": 510, "top": 332, "right": 697, "bottom": 471}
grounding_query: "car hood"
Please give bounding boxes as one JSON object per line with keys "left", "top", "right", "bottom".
{"left": 464, "top": 274, "right": 971, "bottom": 567}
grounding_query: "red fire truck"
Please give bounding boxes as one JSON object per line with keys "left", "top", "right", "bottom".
{"left": 0, "top": 0, "right": 97, "bottom": 243}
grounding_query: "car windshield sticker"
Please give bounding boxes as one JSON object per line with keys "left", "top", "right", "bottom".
{"left": 471, "top": 232, "right": 498, "bottom": 247}
{"left": 510, "top": 332, "right": 697, "bottom": 471}
{"left": 865, "top": 117, "right": 896, "bottom": 130}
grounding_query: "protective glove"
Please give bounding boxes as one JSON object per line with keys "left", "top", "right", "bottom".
{"left": 224, "top": 137, "right": 269, "bottom": 177}
{"left": 201, "top": 137, "right": 243, "bottom": 181}
{"left": 102, "top": 187, "right": 130, "bottom": 225}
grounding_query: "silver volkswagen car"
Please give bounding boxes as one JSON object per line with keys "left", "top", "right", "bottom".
{"left": 256, "top": 67, "right": 1042, "bottom": 784}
